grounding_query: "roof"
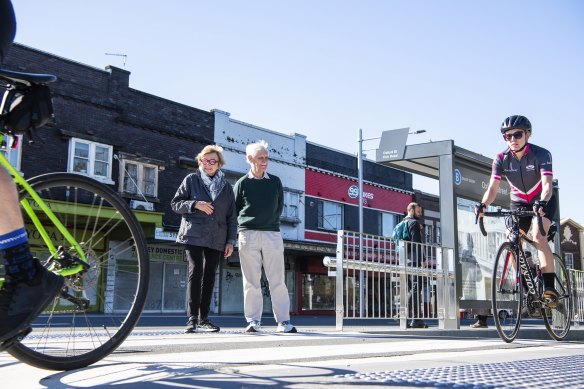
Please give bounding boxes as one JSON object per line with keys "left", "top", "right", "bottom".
{"left": 560, "top": 218, "right": 584, "bottom": 231}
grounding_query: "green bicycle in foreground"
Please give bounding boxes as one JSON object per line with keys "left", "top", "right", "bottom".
{"left": 1, "top": 68, "right": 149, "bottom": 370}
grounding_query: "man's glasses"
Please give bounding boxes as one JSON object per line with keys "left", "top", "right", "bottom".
{"left": 503, "top": 131, "right": 524, "bottom": 141}
{"left": 202, "top": 159, "right": 218, "bottom": 166}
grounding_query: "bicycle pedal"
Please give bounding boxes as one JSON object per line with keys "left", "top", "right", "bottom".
{"left": 0, "top": 326, "right": 32, "bottom": 352}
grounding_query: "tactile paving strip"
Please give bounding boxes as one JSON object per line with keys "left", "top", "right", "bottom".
{"left": 337, "top": 354, "right": 584, "bottom": 388}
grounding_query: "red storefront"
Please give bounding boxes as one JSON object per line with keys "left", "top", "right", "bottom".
{"left": 298, "top": 168, "right": 413, "bottom": 314}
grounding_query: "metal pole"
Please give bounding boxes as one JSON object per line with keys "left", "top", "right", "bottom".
{"left": 358, "top": 128, "right": 364, "bottom": 317}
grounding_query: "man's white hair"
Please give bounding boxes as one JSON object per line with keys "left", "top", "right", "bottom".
{"left": 246, "top": 140, "right": 269, "bottom": 161}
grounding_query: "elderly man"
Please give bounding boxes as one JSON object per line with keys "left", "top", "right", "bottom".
{"left": 233, "top": 140, "right": 296, "bottom": 333}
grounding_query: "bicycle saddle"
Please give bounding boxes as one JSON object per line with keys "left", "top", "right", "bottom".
{"left": 0, "top": 68, "right": 56, "bottom": 85}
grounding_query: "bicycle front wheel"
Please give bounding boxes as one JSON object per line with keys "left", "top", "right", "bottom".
{"left": 8, "top": 173, "right": 149, "bottom": 370}
{"left": 492, "top": 242, "right": 522, "bottom": 343}
{"left": 542, "top": 253, "right": 572, "bottom": 341}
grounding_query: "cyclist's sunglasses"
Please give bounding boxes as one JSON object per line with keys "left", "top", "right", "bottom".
{"left": 503, "top": 131, "right": 525, "bottom": 141}
{"left": 202, "top": 158, "right": 218, "bottom": 165}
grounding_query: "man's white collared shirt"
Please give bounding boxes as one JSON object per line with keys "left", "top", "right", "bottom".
{"left": 247, "top": 171, "right": 270, "bottom": 180}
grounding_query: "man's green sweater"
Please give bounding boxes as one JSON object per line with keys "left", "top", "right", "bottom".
{"left": 233, "top": 173, "right": 283, "bottom": 231}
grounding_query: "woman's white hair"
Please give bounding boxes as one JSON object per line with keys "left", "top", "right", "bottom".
{"left": 245, "top": 140, "right": 269, "bottom": 161}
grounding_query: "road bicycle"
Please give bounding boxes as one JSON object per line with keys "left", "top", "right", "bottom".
{"left": 477, "top": 207, "right": 572, "bottom": 343}
{"left": 0, "top": 68, "right": 149, "bottom": 370}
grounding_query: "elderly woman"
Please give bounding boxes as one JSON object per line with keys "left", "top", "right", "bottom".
{"left": 171, "top": 145, "right": 237, "bottom": 333}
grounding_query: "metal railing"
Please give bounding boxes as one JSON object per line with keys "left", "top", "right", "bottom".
{"left": 570, "top": 269, "right": 584, "bottom": 328}
{"left": 324, "top": 230, "right": 456, "bottom": 330}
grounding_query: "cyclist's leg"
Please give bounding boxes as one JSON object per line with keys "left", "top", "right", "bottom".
{"left": 0, "top": 167, "right": 25, "bottom": 234}
{"left": 0, "top": 169, "right": 64, "bottom": 343}
{"left": 531, "top": 197, "right": 559, "bottom": 305}
{"left": 0, "top": 168, "right": 37, "bottom": 284}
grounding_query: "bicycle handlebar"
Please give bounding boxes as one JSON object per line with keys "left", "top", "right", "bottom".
{"left": 475, "top": 208, "right": 545, "bottom": 237}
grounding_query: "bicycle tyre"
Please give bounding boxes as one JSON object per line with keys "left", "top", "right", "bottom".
{"left": 8, "top": 172, "right": 149, "bottom": 370}
{"left": 542, "top": 253, "right": 572, "bottom": 341}
{"left": 492, "top": 242, "right": 522, "bottom": 343}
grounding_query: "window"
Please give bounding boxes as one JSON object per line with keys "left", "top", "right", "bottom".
{"left": 380, "top": 212, "right": 397, "bottom": 237}
{"left": 317, "top": 200, "right": 343, "bottom": 231}
{"left": 435, "top": 226, "right": 441, "bottom": 244}
{"left": 120, "top": 160, "right": 158, "bottom": 198}
{"left": 565, "top": 253, "right": 574, "bottom": 269}
{"left": 424, "top": 224, "right": 434, "bottom": 244}
{"left": 281, "top": 190, "right": 301, "bottom": 223}
{"left": 68, "top": 138, "right": 113, "bottom": 183}
{"left": 0, "top": 134, "right": 22, "bottom": 171}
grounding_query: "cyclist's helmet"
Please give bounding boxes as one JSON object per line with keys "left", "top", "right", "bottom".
{"left": 500, "top": 115, "right": 532, "bottom": 134}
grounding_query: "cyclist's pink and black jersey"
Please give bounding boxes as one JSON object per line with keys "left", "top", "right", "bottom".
{"left": 491, "top": 143, "right": 556, "bottom": 228}
{"left": 492, "top": 143, "right": 553, "bottom": 205}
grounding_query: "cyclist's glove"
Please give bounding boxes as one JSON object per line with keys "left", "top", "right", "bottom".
{"left": 534, "top": 200, "right": 548, "bottom": 216}
{"left": 474, "top": 202, "right": 486, "bottom": 215}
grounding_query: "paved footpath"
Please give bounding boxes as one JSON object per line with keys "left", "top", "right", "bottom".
{"left": 1, "top": 317, "right": 584, "bottom": 388}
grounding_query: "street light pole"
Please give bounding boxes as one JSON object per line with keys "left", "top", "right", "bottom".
{"left": 356, "top": 127, "right": 425, "bottom": 317}
{"left": 357, "top": 129, "right": 381, "bottom": 317}
{"left": 357, "top": 129, "right": 364, "bottom": 317}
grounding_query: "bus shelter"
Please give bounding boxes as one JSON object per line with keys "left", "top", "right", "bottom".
{"left": 374, "top": 128, "right": 519, "bottom": 327}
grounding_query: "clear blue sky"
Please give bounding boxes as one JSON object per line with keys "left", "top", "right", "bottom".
{"left": 12, "top": 0, "right": 584, "bottom": 225}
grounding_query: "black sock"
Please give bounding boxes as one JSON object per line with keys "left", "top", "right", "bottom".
{"left": 542, "top": 272, "right": 555, "bottom": 290}
{"left": 2, "top": 242, "right": 38, "bottom": 283}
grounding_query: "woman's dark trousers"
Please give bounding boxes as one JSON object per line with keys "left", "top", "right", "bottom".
{"left": 185, "top": 245, "right": 222, "bottom": 320}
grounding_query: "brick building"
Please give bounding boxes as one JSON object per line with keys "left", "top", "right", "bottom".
{"left": 4, "top": 43, "right": 214, "bottom": 313}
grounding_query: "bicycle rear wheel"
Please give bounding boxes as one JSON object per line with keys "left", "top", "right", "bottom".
{"left": 8, "top": 173, "right": 149, "bottom": 370}
{"left": 542, "top": 253, "right": 572, "bottom": 340}
{"left": 492, "top": 242, "right": 522, "bottom": 343}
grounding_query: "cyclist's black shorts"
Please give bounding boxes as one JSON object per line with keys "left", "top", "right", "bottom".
{"left": 511, "top": 195, "right": 557, "bottom": 234}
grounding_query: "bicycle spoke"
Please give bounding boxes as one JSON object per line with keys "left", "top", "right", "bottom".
{"left": 10, "top": 173, "right": 148, "bottom": 370}
{"left": 492, "top": 242, "right": 522, "bottom": 343}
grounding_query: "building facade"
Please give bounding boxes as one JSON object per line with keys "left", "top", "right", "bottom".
{"left": 4, "top": 43, "right": 214, "bottom": 314}
{"left": 3, "top": 43, "right": 424, "bottom": 318}
{"left": 560, "top": 218, "right": 584, "bottom": 270}
{"left": 301, "top": 142, "right": 414, "bottom": 314}
{"left": 211, "top": 109, "right": 308, "bottom": 314}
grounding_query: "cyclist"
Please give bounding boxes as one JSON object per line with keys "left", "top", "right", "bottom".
{"left": 475, "top": 114, "right": 559, "bottom": 307}
{"left": 0, "top": 0, "right": 64, "bottom": 344}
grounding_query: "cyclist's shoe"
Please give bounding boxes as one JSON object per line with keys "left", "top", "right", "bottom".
{"left": 407, "top": 319, "right": 428, "bottom": 329}
{"left": 543, "top": 287, "right": 560, "bottom": 309}
{"left": 245, "top": 320, "right": 262, "bottom": 333}
{"left": 184, "top": 316, "right": 197, "bottom": 333}
{"left": 469, "top": 320, "right": 488, "bottom": 329}
{"left": 0, "top": 265, "right": 64, "bottom": 343}
{"left": 198, "top": 319, "right": 220, "bottom": 333}
{"left": 276, "top": 320, "right": 297, "bottom": 333}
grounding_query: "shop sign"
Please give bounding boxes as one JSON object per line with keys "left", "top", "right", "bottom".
{"left": 347, "top": 185, "right": 374, "bottom": 200}
{"left": 454, "top": 165, "right": 509, "bottom": 207}
{"left": 155, "top": 228, "right": 178, "bottom": 241}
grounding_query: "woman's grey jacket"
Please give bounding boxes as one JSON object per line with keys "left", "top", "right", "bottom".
{"left": 171, "top": 171, "right": 237, "bottom": 252}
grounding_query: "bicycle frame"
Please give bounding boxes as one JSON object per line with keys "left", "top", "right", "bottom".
{"left": 0, "top": 133, "right": 87, "bottom": 288}
{"left": 499, "top": 227, "right": 540, "bottom": 301}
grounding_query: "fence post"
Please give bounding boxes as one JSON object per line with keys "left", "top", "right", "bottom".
{"left": 437, "top": 247, "right": 458, "bottom": 329}
{"left": 398, "top": 240, "right": 408, "bottom": 329}
{"left": 335, "top": 230, "right": 345, "bottom": 331}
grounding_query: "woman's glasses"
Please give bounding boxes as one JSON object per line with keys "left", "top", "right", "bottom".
{"left": 202, "top": 159, "right": 218, "bottom": 166}
{"left": 503, "top": 131, "right": 524, "bottom": 141}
